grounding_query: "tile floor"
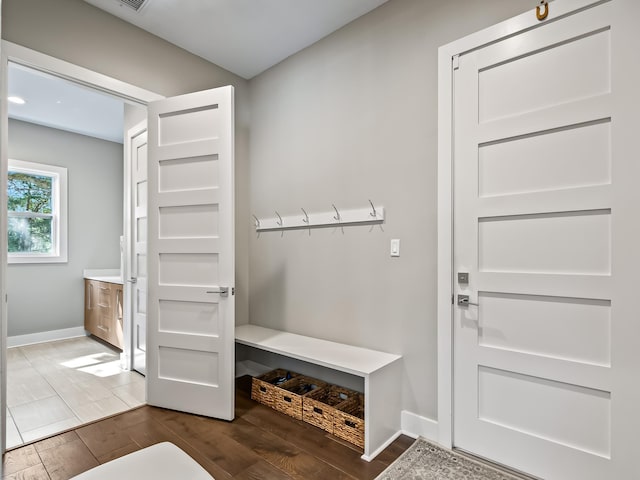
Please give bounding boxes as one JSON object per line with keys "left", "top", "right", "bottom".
{"left": 6, "top": 336, "right": 146, "bottom": 449}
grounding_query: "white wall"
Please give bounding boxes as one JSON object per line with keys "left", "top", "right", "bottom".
{"left": 2, "top": 0, "right": 251, "bottom": 325}
{"left": 7, "top": 119, "right": 122, "bottom": 336}
{"left": 248, "top": 0, "right": 533, "bottom": 421}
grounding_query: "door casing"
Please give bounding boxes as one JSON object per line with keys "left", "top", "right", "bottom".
{"left": 124, "top": 120, "right": 148, "bottom": 375}
{"left": 0, "top": 40, "right": 163, "bottom": 452}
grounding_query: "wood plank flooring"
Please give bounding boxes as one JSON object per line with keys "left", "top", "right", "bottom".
{"left": 2, "top": 376, "right": 414, "bottom": 479}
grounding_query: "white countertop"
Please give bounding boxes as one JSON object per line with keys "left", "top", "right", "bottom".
{"left": 83, "top": 269, "right": 123, "bottom": 285}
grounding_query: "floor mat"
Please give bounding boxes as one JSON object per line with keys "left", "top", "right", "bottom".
{"left": 375, "top": 438, "right": 523, "bottom": 480}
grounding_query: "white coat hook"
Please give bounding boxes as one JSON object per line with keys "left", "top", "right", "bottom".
{"left": 302, "top": 208, "right": 311, "bottom": 236}
{"left": 332, "top": 204, "right": 341, "bottom": 222}
{"left": 275, "top": 211, "right": 283, "bottom": 227}
{"left": 368, "top": 200, "right": 377, "bottom": 218}
{"left": 252, "top": 214, "right": 260, "bottom": 228}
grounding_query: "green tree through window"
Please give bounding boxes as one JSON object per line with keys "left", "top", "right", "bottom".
{"left": 8, "top": 170, "right": 54, "bottom": 253}
{"left": 7, "top": 159, "right": 68, "bottom": 264}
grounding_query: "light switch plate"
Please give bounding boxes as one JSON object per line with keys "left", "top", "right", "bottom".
{"left": 390, "top": 239, "right": 400, "bottom": 257}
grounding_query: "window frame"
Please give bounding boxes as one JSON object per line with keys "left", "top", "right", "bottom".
{"left": 8, "top": 159, "right": 68, "bottom": 264}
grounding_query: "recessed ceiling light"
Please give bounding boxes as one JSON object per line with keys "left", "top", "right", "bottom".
{"left": 8, "top": 96, "right": 26, "bottom": 105}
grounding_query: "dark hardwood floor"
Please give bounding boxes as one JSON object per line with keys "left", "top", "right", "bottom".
{"left": 2, "top": 376, "right": 414, "bottom": 479}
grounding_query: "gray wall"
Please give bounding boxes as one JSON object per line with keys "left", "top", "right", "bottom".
{"left": 248, "top": 0, "right": 533, "bottom": 421}
{"left": 7, "top": 119, "right": 122, "bottom": 337}
{"left": 2, "top": 0, "right": 251, "bottom": 326}
{"left": 5, "top": 0, "right": 538, "bottom": 422}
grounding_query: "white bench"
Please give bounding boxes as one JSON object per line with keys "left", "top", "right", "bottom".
{"left": 70, "top": 442, "right": 213, "bottom": 479}
{"left": 235, "top": 324, "right": 403, "bottom": 461}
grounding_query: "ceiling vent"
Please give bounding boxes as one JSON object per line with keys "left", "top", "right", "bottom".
{"left": 117, "top": 0, "right": 147, "bottom": 12}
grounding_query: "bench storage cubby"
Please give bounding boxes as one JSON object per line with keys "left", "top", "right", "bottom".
{"left": 236, "top": 324, "right": 402, "bottom": 461}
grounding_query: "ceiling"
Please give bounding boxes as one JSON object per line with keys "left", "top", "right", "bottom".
{"left": 8, "top": 63, "right": 124, "bottom": 143}
{"left": 8, "top": 0, "right": 389, "bottom": 143}
{"left": 8, "top": 63, "right": 125, "bottom": 144}
{"left": 83, "top": 0, "right": 389, "bottom": 79}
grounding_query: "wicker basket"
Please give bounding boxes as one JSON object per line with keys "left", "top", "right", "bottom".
{"left": 302, "top": 385, "right": 360, "bottom": 433}
{"left": 273, "top": 375, "right": 327, "bottom": 420}
{"left": 334, "top": 394, "right": 365, "bottom": 449}
{"left": 251, "top": 369, "right": 299, "bottom": 408}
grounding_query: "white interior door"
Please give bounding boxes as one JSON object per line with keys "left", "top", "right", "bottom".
{"left": 129, "top": 122, "right": 148, "bottom": 375}
{"left": 146, "top": 86, "right": 235, "bottom": 420}
{"left": 453, "top": 1, "right": 640, "bottom": 478}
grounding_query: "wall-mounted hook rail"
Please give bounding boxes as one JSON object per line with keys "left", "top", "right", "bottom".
{"left": 255, "top": 202, "right": 385, "bottom": 232}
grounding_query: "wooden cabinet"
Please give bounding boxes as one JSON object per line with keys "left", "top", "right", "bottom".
{"left": 84, "top": 279, "right": 124, "bottom": 349}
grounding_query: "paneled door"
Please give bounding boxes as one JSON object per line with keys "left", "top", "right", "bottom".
{"left": 146, "top": 86, "right": 235, "bottom": 420}
{"left": 453, "top": 1, "right": 640, "bottom": 478}
{"left": 129, "top": 122, "right": 148, "bottom": 375}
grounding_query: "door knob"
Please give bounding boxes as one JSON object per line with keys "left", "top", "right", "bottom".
{"left": 457, "top": 294, "right": 479, "bottom": 307}
{"left": 206, "top": 287, "right": 229, "bottom": 297}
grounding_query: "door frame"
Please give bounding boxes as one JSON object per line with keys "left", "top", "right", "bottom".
{"left": 0, "top": 40, "right": 163, "bottom": 452}
{"left": 436, "top": 0, "right": 605, "bottom": 449}
{"left": 123, "top": 119, "right": 148, "bottom": 373}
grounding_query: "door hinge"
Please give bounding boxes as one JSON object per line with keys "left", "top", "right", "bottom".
{"left": 451, "top": 294, "right": 454, "bottom": 305}
{"left": 232, "top": 287, "right": 235, "bottom": 296}
{"left": 452, "top": 55, "right": 460, "bottom": 70}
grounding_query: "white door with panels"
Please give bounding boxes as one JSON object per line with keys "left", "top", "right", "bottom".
{"left": 146, "top": 86, "right": 235, "bottom": 420}
{"left": 453, "top": 1, "right": 640, "bottom": 478}
{"left": 128, "top": 122, "right": 148, "bottom": 375}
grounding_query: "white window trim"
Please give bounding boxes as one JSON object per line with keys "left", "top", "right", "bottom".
{"left": 8, "top": 159, "right": 68, "bottom": 264}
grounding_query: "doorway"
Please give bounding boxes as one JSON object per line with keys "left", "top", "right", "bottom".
{"left": 1, "top": 42, "right": 162, "bottom": 450}
{"left": 1, "top": 41, "right": 238, "bottom": 453}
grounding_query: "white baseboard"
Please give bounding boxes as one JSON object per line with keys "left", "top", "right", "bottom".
{"left": 7, "top": 327, "right": 87, "bottom": 348}
{"left": 401, "top": 410, "right": 438, "bottom": 443}
{"left": 362, "top": 430, "right": 402, "bottom": 462}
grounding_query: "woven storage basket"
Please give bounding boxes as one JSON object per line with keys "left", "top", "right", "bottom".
{"left": 334, "top": 394, "right": 365, "bottom": 449}
{"left": 302, "top": 385, "right": 360, "bottom": 433}
{"left": 273, "top": 376, "right": 327, "bottom": 420}
{"left": 251, "top": 369, "right": 298, "bottom": 408}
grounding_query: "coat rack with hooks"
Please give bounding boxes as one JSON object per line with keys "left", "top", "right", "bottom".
{"left": 253, "top": 201, "right": 384, "bottom": 232}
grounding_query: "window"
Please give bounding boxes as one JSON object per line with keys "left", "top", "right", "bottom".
{"left": 8, "top": 159, "right": 68, "bottom": 263}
